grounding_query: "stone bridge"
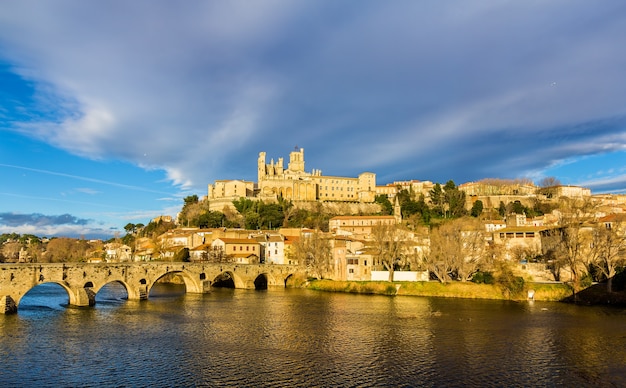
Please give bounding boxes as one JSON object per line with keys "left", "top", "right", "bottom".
{"left": 0, "top": 262, "right": 304, "bottom": 314}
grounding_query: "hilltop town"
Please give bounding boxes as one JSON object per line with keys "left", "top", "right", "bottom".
{"left": 2, "top": 147, "right": 626, "bottom": 294}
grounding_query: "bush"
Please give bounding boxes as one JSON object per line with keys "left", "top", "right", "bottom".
{"left": 471, "top": 271, "right": 495, "bottom": 284}
{"left": 497, "top": 268, "right": 525, "bottom": 299}
{"left": 579, "top": 273, "right": 593, "bottom": 289}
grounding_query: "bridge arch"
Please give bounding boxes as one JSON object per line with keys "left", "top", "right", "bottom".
{"left": 16, "top": 281, "right": 95, "bottom": 309}
{"left": 147, "top": 270, "right": 203, "bottom": 295}
{"left": 92, "top": 279, "right": 133, "bottom": 299}
{"left": 212, "top": 271, "right": 246, "bottom": 289}
{"left": 254, "top": 274, "right": 268, "bottom": 289}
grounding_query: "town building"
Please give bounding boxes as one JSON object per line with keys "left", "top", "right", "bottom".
{"left": 211, "top": 238, "right": 260, "bottom": 264}
{"left": 329, "top": 215, "right": 397, "bottom": 239}
{"left": 375, "top": 180, "right": 434, "bottom": 199}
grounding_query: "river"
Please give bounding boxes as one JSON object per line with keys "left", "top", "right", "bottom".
{"left": 1, "top": 282, "right": 626, "bottom": 387}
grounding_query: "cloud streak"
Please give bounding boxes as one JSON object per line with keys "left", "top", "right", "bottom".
{"left": 0, "top": 163, "right": 174, "bottom": 195}
{"left": 0, "top": 212, "right": 90, "bottom": 227}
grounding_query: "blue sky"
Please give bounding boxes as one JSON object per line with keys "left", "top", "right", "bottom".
{"left": 1, "top": 1, "right": 626, "bottom": 239}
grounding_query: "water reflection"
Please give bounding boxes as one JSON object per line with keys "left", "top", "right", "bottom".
{"left": 3, "top": 287, "right": 626, "bottom": 386}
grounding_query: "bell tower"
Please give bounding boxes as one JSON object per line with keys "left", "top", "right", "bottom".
{"left": 288, "top": 146, "right": 305, "bottom": 173}
{"left": 258, "top": 152, "right": 266, "bottom": 184}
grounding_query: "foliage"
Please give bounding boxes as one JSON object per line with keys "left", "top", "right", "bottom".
{"left": 470, "top": 200, "right": 483, "bottom": 217}
{"left": 283, "top": 205, "right": 333, "bottom": 231}
{"left": 43, "top": 237, "right": 92, "bottom": 263}
{"left": 375, "top": 195, "right": 393, "bottom": 215}
{"left": 140, "top": 219, "right": 175, "bottom": 238}
{"left": 495, "top": 263, "right": 526, "bottom": 299}
{"left": 498, "top": 202, "right": 507, "bottom": 218}
{"left": 471, "top": 271, "right": 494, "bottom": 284}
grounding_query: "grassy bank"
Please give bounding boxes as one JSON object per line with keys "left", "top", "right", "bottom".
{"left": 305, "top": 279, "right": 573, "bottom": 302}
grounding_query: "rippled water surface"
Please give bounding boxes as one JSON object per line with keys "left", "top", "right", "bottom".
{"left": 2, "top": 283, "right": 626, "bottom": 387}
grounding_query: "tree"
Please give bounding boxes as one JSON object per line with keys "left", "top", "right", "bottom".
{"left": 197, "top": 211, "right": 226, "bottom": 228}
{"left": 1, "top": 242, "right": 21, "bottom": 262}
{"left": 44, "top": 238, "right": 90, "bottom": 263}
{"left": 542, "top": 197, "right": 596, "bottom": 295}
{"left": 375, "top": 195, "right": 393, "bottom": 215}
{"left": 429, "top": 183, "right": 444, "bottom": 216}
{"left": 443, "top": 180, "right": 466, "bottom": 218}
{"left": 537, "top": 176, "right": 561, "bottom": 198}
{"left": 589, "top": 220, "right": 626, "bottom": 293}
{"left": 371, "top": 224, "right": 408, "bottom": 282}
{"left": 470, "top": 200, "right": 484, "bottom": 218}
{"left": 426, "top": 218, "right": 486, "bottom": 282}
{"left": 124, "top": 223, "right": 137, "bottom": 235}
{"left": 289, "top": 230, "right": 332, "bottom": 279}
{"left": 498, "top": 201, "right": 507, "bottom": 218}
{"left": 232, "top": 197, "right": 256, "bottom": 214}
{"left": 258, "top": 202, "right": 284, "bottom": 229}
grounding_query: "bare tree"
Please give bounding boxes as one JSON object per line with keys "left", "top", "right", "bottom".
{"left": 370, "top": 224, "right": 407, "bottom": 281}
{"left": 544, "top": 197, "right": 597, "bottom": 293}
{"left": 589, "top": 220, "right": 626, "bottom": 293}
{"left": 289, "top": 230, "right": 332, "bottom": 279}
{"left": 44, "top": 238, "right": 90, "bottom": 263}
{"left": 537, "top": 176, "right": 562, "bottom": 198}
{"left": 1, "top": 242, "right": 22, "bottom": 262}
{"left": 426, "top": 218, "right": 486, "bottom": 283}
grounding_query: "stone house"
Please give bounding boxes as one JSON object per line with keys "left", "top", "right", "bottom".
{"left": 211, "top": 238, "right": 260, "bottom": 264}
{"left": 329, "top": 215, "right": 397, "bottom": 239}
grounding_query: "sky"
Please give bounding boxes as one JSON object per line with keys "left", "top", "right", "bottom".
{"left": 1, "top": 1, "right": 626, "bottom": 239}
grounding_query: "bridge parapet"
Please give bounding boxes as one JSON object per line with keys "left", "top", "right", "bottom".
{"left": 0, "top": 262, "right": 304, "bottom": 314}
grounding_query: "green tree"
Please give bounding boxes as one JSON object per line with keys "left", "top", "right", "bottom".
{"left": 243, "top": 211, "right": 260, "bottom": 230}
{"left": 124, "top": 223, "right": 137, "bottom": 235}
{"left": 430, "top": 183, "right": 444, "bottom": 216}
{"left": 498, "top": 201, "right": 507, "bottom": 218}
{"left": 375, "top": 195, "right": 393, "bottom": 215}
{"left": 233, "top": 197, "right": 257, "bottom": 213}
{"left": 258, "top": 202, "right": 284, "bottom": 229}
{"left": 197, "top": 211, "right": 226, "bottom": 228}
{"left": 470, "top": 200, "right": 483, "bottom": 217}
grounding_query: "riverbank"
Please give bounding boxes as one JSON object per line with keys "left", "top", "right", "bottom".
{"left": 303, "top": 279, "right": 575, "bottom": 302}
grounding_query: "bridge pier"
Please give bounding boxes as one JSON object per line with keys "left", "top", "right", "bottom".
{"left": 1, "top": 295, "right": 17, "bottom": 314}
{"left": 72, "top": 287, "right": 96, "bottom": 307}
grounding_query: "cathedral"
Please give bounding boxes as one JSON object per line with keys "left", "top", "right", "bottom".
{"left": 207, "top": 147, "right": 377, "bottom": 204}
{"left": 256, "top": 147, "right": 376, "bottom": 203}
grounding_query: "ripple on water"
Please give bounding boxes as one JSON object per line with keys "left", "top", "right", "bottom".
{"left": 3, "top": 289, "right": 626, "bottom": 387}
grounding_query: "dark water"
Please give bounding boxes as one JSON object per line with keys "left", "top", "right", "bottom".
{"left": 2, "top": 283, "right": 626, "bottom": 387}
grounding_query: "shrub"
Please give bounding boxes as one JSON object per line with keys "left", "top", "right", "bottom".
{"left": 471, "top": 271, "right": 494, "bottom": 284}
